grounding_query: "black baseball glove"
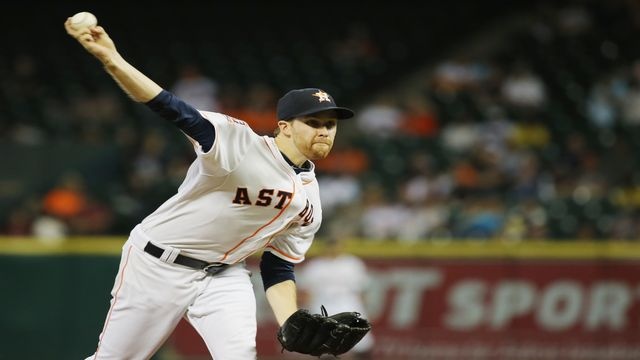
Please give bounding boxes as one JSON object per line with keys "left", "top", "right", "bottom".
{"left": 277, "top": 305, "right": 372, "bottom": 357}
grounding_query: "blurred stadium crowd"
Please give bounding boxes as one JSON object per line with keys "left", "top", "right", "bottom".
{"left": 2, "top": 0, "right": 640, "bottom": 242}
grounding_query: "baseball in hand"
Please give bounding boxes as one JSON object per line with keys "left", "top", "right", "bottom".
{"left": 70, "top": 12, "right": 98, "bottom": 29}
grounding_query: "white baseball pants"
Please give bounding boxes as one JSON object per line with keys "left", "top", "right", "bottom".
{"left": 85, "top": 237, "right": 257, "bottom": 359}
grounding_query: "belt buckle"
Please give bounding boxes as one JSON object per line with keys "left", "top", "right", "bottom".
{"left": 203, "top": 262, "right": 226, "bottom": 275}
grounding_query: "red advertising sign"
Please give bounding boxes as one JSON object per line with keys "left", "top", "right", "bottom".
{"left": 168, "top": 258, "right": 640, "bottom": 360}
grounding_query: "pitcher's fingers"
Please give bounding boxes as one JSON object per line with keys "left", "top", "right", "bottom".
{"left": 78, "top": 33, "right": 96, "bottom": 43}
{"left": 65, "top": 18, "right": 95, "bottom": 36}
{"left": 91, "top": 26, "right": 106, "bottom": 35}
{"left": 64, "top": 18, "right": 75, "bottom": 34}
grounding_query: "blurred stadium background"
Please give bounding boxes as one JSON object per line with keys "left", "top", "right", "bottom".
{"left": 1, "top": 0, "right": 640, "bottom": 359}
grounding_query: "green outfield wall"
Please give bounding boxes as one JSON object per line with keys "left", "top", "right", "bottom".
{"left": 1, "top": 237, "right": 639, "bottom": 359}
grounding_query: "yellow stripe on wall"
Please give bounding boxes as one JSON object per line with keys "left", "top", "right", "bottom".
{"left": 336, "top": 239, "right": 640, "bottom": 259}
{"left": 0, "top": 237, "right": 125, "bottom": 256}
{"left": 1, "top": 237, "right": 640, "bottom": 259}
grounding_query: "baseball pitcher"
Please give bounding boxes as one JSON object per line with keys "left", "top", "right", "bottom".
{"left": 64, "top": 13, "right": 370, "bottom": 360}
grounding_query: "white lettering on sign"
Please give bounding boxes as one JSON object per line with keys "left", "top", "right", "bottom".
{"left": 445, "top": 280, "right": 485, "bottom": 329}
{"left": 367, "top": 268, "right": 442, "bottom": 328}
{"left": 250, "top": 263, "right": 640, "bottom": 333}
{"left": 585, "top": 281, "right": 632, "bottom": 330}
{"left": 490, "top": 281, "right": 536, "bottom": 329}
{"left": 443, "top": 278, "right": 638, "bottom": 331}
{"left": 536, "top": 281, "right": 582, "bottom": 331}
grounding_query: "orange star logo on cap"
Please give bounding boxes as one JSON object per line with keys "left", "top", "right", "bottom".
{"left": 312, "top": 90, "right": 331, "bottom": 103}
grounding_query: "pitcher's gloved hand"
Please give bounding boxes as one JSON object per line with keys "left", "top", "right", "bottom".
{"left": 277, "top": 305, "right": 372, "bottom": 356}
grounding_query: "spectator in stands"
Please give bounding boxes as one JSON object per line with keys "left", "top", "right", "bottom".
{"left": 509, "top": 115, "right": 551, "bottom": 150}
{"left": 585, "top": 78, "right": 617, "bottom": 129}
{"left": 2, "top": 200, "right": 38, "bottom": 236}
{"left": 440, "top": 111, "right": 480, "bottom": 155}
{"left": 556, "top": 2, "right": 592, "bottom": 37}
{"left": 31, "top": 212, "right": 68, "bottom": 243}
{"left": 42, "top": 172, "right": 88, "bottom": 220}
{"left": 508, "top": 151, "right": 544, "bottom": 201}
{"left": 229, "top": 83, "right": 278, "bottom": 136}
{"left": 314, "top": 139, "right": 369, "bottom": 176}
{"left": 620, "top": 77, "right": 640, "bottom": 126}
{"left": 432, "top": 55, "right": 493, "bottom": 95}
{"left": 132, "top": 129, "right": 170, "bottom": 189}
{"left": 331, "top": 22, "right": 380, "bottom": 70}
{"left": 317, "top": 174, "right": 362, "bottom": 214}
{"left": 39, "top": 171, "right": 114, "bottom": 236}
{"left": 399, "top": 94, "right": 440, "bottom": 138}
{"left": 500, "top": 199, "right": 549, "bottom": 241}
{"left": 171, "top": 63, "right": 220, "bottom": 112}
{"left": 500, "top": 62, "right": 547, "bottom": 111}
{"left": 359, "top": 183, "right": 407, "bottom": 240}
{"left": 456, "top": 196, "right": 505, "bottom": 238}
{"left": 69, "top": 90, "right": 125, "bottom": 144}
{"left": 355, "top": 94, "right": 403, "bottom": 138}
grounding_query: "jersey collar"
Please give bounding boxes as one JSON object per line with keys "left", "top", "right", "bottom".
{"left": 280, "top": 152, "right": 311, "bottom": 174}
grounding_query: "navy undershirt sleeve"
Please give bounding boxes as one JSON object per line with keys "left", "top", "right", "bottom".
{"left": 260, "top": 251, "right": 296, "bottom": 291}
{"left": 145, "top": 90, "right": 216, "bottom": 152}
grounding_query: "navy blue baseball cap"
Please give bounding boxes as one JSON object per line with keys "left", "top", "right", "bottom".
{"left": 277, "top": 88, "right": 355, "bottom": 120}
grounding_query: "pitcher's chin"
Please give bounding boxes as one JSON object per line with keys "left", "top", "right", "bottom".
{"left": 309, "top": 148, "right": 331, "bottom": 160}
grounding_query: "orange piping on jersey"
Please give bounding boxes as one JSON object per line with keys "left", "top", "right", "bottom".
{"left": 94, "top": 245, "right": 133, "bottom": 359}
{"left": 221, "top": 138, "right": 297, "bottom": 261}
{"left": 221, "top": 193, "right": 293, "bottom": 261}
{"left": 232, "top": 226, "right": 289, "bottom": 264}
{"left": 263, "top": 223, "right": 295, "bottom": 247}
{"left": 265, "top": 244, "right": 304, "bottom": 262}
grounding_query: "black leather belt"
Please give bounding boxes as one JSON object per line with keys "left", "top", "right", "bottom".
{"left": 143, "top": 241, "right": 229, "bottom": 275}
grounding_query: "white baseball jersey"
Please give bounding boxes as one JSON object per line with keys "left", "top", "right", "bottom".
{"left": 298, "top": 253, "right": 375, "bottom": 353}
{"left": 298, "top": 254, "right": 369, "bottom": 315}
{"left": 87, "top": 111, "right": 322, "bottom": 359}
{"left": 139, "top": 111, "right": 321, "bottom": 264}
